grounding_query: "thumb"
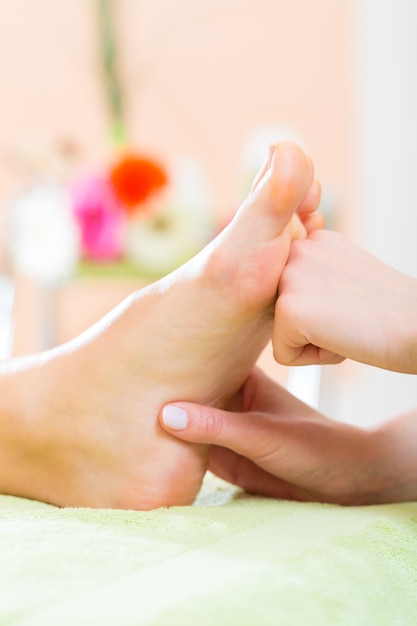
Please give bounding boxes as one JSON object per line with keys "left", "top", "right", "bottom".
{"left": 159, "top": 402, "right": 274, "bottom": 460}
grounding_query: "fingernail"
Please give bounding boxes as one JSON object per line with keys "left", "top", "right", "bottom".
{"left": 162, "top": 405, "right": 188, "bottom": 430}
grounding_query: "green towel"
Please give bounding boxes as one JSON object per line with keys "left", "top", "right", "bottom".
{"left": 2, "top": 474, "right": 417, "bottom": 625}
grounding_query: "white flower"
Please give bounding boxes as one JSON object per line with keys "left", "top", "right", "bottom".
{"left": 9, "top": 182, "right": 80, "bottom": 287}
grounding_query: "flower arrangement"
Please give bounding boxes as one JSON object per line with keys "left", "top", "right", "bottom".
{"left": 70, "top": 150, "right": 168, "bottom": 265}
{"left": 71, "top": 149, "right": 215, "bottom": 278}
{"left": 8, "top": 149, "right": 216, "bottom": 287}
{"left": 7, "top": 0, "right": 217, "bottom": 287}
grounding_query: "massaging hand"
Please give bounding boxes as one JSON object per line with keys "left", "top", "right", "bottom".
{"left": 161, "top": 367, "right": 414, "bottom": 505}
{"left": 273, "top": 230, "right": 417, "bottom": 374}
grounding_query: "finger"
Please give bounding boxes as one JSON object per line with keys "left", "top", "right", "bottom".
{"left": 273, "top": 297, "right": 345, "bottom": 366}
{"left": 159, "top": 402, "right": 277, "bottom": 461}
{"left": 272, "top": 337, "right": 345, "bottom": 366}
{"left": 209, "top": 446, "right": 316, "bottom": 502}
{"left": 209, "top": 446, "right": 296, "bottom": 499}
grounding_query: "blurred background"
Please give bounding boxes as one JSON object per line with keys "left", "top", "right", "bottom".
{"left": 0, "top": 0, "right": 415, "bottom": 425}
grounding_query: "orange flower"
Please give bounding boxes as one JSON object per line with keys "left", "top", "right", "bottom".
{"left": 109, "top": 153, "right": 168, "bottom": 211}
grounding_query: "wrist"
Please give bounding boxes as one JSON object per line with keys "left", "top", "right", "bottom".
{"left": 366, "top": 411, "right": 417, "bottom": 503}
{"left": 391, "top": 274, "right": 417, "bottom": 374}
{"left": 329, "top": 426, "right": 393, "bottom": 505}
{"left": 405, "top": 276, "right": 417, "bottom": 373}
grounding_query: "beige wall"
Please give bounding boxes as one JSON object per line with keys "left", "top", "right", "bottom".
{"left": 3, "top": 1, "right": 415, "bottom": 426}
{"left": 2, "top": 0, "right": 363, "bottom": 414}
{"left": 323, "top": 0, "right": 417, "bottom": 425}
{"left": 0, "top": 0, "right": 353, "bottom": 221}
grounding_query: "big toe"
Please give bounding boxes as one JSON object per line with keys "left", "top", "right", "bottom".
{"left": 201, "top": 142, "right": 315, "bottom": 310}
{"left": 228, "top": 141, "right": 315, "bottom": 245}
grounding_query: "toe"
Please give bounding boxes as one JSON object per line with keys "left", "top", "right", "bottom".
{"left": 228, "top": 141, "right": 315, "bottom": 245}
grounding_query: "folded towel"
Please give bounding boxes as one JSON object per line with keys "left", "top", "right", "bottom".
{"left": 1, "top": 474, "right": 417, "bottom": 625}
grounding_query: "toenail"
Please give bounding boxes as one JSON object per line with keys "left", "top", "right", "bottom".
{"left": 268, "top": 144, "right": 276, "bottom": 167}
{"left": 162, "top": 405, "right": 188, "bottom": 430}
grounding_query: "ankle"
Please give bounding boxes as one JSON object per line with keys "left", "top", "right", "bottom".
{"left": 0, "top": 362, "right": 38, "bottom": 498}
{"left": 0, "top": 353, "right": 66, "bottom": 503}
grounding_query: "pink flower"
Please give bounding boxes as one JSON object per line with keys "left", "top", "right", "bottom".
{"left": 71, "top": 174, "right": 125, "bottom": 261}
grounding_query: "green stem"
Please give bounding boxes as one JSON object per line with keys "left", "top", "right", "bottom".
{"left": 96, "top": 0, "right": 127, "bottom": 146}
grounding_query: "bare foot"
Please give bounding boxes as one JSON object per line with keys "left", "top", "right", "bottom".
{"left": 2, "top": 143, "right": 321, "bottom": 509}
